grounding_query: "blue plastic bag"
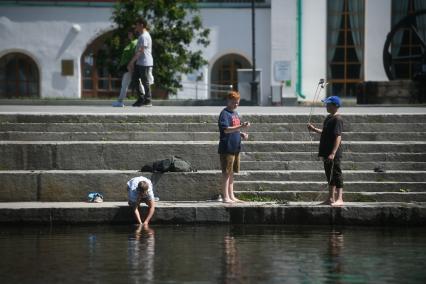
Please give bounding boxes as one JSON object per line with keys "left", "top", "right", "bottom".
{"left": 87, "top": 192, "right": 104, "bottom": 203}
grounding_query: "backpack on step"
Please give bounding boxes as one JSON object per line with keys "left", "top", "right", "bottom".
{"left": 169, "top": 156, "right": 195, "bottom": 172}
{"left": 142, "top": 156, "right": 196, "bottom": 173}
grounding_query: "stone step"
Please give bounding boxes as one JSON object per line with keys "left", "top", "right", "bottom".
{"left": 233, "top": 170, "right": 426, "bottom": 182}
{"left": 0, "top": 141, "right": 426, "bottom": 170}
{"left": 1, "top": 141, "right": 425, "bottom": 170}
{"left": 1, "top": 114, "right": 425, "bottom": 124}
{"left": 242, "top": 152, "right": 426, "bottom": 162}
{"left": 1, "top": 122, "right": 425, "bottom": 133}
{"left": 235, "top": 191, "right": 426, "bottom": 203}
{"left": 240, "top": 161, "right": 426, "bottom": 171}
{"left": 1, "top": 131, "right": 425, "bottom": 141}
{"left": 0, "top": 170, "right": 219, "bottom": 202}
{"left": 1, "top": 170, "right": 425, "bottom": 202}
{"left": 234, "top": 181, "right": 426, "bottom": 192}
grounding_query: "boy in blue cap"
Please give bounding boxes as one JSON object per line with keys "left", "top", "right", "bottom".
{"left": 307, "top": 96, "right": 344, "bottom": 206}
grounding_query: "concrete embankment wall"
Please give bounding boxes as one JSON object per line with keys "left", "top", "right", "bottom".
{"left": 0, "top": 113, "right": 425, "bottom": 203}
{"left": 1, "top": 202, "right": 425, "bottom": 226}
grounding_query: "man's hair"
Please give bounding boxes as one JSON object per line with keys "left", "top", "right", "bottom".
{"left": 137, "top": 181, "right": 149, "bottom": 193}
{"left": 136, "top": 18, "right": 148, "bottom": 29}
{"left": 227, "top": 91, "right": 240, "bottom": 101}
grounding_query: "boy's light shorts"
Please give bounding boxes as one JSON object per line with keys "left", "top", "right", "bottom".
{"left": 220, "top": 153, "right": 240, "bottom": 174}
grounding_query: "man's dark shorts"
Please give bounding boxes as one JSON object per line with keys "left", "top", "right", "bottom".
{"left": 323, "top": 159, "right": 343, "bottom": 188}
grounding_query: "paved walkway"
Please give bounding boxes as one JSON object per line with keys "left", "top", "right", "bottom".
{"left": 0, "top": 105, "right": 425, "bottom": 115}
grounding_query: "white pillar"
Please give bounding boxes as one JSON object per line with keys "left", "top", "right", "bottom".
{"left": 364, "top": 0, "right": 391, "bottom": 81}
{"left": 301, "top": 0, "right": 327, "bottom": 102}
{"left": 270, "top": 0, "right": 297, "bottom": 99}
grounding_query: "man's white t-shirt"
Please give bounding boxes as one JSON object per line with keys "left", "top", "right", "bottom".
{"left": 127, "top": 176, "right": 154, "bottom": 203}
{"left": 136, "top": 31, "right": 153, "bottom": 67}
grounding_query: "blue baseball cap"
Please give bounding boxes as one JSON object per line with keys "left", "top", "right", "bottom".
{"left": 322, "top": 96, "right": 341, "bottom": 107}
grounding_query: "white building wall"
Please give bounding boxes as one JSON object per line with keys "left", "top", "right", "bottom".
{"left": 0, "top": 2, "right": 393, "bottom": 103}
{"left": 270, "top": 0, "right": 297, "bottom": 99}
{"left": 364, "top": 0, "right": 391, "bottom": 81}
{"left": 301, "top": 0, "right": 327, "bottom": 102}
{"left": 0, "top": 6, "right": 113, "bottom": 99}
{"left": 178, "top": 7, "right": 271, "bottom": 105}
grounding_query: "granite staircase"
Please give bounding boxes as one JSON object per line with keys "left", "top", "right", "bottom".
{"left": 0, "top": 112, "right": 425, "bottom": 203}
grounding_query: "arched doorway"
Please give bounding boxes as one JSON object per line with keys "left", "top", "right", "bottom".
{"left": 210, "top": 53, "right": 251, "bottom": 99}
{"left": 81, "top": 31, "right": 121, "bottom": 98}
{"left": 0, "top": 52, "right": 40, "bottom": 98}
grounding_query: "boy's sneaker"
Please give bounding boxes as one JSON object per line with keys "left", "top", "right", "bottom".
{"left": 112, "top": 101, "right": 124, "bottom": 107}
{"left": 214, "top": 194, "right": 223, "bottom": 202}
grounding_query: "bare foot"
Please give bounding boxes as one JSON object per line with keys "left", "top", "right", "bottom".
{"left": 231, "top": 198, "right": 245, "bottom": 203}
{"left": 222, "top": 199, "right": 235, "bottom": 204}
{"left": 331, "top": 200, "right": 344, "bottom": 207}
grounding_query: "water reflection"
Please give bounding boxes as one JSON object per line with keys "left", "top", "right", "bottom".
{"left": 326, "top": 230, "right": 345, "bottom": 283}
{"left": 223, "top": 234, "right": 244, "bottom": 284}
{"left": 1, "top": 225, "right": 426, "bottom": 283}
{"left": 128, "top": 225, "right": 155, "bottom": 283}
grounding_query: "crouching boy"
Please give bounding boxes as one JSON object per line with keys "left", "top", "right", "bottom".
{"left": 127, "top": 176, "right": 156, "bottom": 225}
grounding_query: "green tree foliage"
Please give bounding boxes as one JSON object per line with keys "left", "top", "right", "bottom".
{"left": 108, "top": 0, "right": 210, "bottom": 95}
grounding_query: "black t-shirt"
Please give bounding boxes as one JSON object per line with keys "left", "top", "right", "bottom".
{"left": 318, "top": 114, "right": 343, "bottom": 159}
{"left": 218, "top": 108, "right": 242, "bottom": 154}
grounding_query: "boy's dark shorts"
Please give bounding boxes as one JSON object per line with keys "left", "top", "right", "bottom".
{"left": 220, "top": 153, "right": 240, "bottom": 174}
{"left": 323, "top": 159, "right": 343, "bottom": 188}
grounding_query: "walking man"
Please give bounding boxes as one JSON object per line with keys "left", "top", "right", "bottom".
{"left": 128, "top": 18, "right": 154, "bottom": 107}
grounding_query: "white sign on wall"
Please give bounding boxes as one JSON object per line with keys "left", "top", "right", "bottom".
{"left": 274, "top": 61, "right": 291, "bottom": 82}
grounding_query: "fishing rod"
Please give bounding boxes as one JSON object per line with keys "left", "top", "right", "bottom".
{"left": 307, "top": 78, "right": 328, "bottom": 125}
{"left": 306, "top": 79, "right": 334, "bottom": 204}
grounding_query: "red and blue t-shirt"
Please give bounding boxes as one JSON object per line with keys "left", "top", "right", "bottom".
{"left": 218, "top": 108, "right": 242, "bottom": 154}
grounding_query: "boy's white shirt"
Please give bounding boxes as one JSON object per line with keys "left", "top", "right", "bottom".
{"left": 127, "top": 176, "right": 154, "bottom": 202}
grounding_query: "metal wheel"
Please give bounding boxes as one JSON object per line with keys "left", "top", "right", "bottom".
{"left": 383, "top": 10, "right": 426, "bottom": 80}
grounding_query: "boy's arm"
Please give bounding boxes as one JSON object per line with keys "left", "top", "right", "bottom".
{"left": 328, "top": 135, "right": 342, "bottom": 160}
{"left": 224, "top": 122, "right": 250, "bottom": 134}
{"left": 143, "top": 200, "right": 155, "bottom": 226}
{"left": 307, "top": 123, "right": 322, "bottom": 134}
{"left": 132, "top": 205, "right": 143, "bottom": 224}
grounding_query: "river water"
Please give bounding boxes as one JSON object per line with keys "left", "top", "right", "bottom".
{"left": 1, "top": 225, "right": 425, "bottom": 283}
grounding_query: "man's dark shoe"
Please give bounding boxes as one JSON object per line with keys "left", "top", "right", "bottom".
{"left": 132, "top": 98, "right": 144, "bottom": 107}
{"left": 143, "top": 100, "right": 153, "bottom": 107}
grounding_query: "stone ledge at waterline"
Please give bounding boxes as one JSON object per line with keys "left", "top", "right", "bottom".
{"left": 0, "top": 202, "right": 425, "bottom": 226}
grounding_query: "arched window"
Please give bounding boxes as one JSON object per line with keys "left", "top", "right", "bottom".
{"left": 211, "top": 53, "right": 251, "bottom": 99}
{"left": 81, "top": 32, "right": 121, "bottom": 98}
{"left": 0, "top": 52, "right": 40, "bottom": 98}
